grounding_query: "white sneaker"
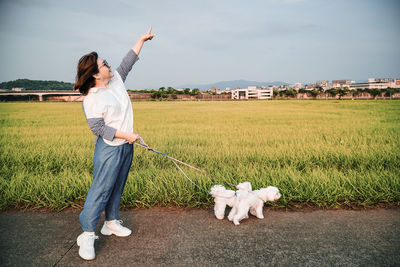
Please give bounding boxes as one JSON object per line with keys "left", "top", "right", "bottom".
{"left": 76, "top": 232, "right": 98, "bottom": 260}
{"left": 101, "top": 219, "right": 132, "bottom": 237}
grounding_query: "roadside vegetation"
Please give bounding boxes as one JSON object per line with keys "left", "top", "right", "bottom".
{"left": 273, "top": 87, "right": 400, "bottom": 100}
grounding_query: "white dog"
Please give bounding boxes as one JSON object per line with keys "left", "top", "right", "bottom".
{"left": 228, "top": 186, "right": 281, "bottom": 225}
{"left": 210, "top": 182, "right": 252, "bottom": 220}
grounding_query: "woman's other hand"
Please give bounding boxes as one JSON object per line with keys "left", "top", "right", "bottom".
{"left": 126, "top": 133, "right": 140, "bottom": 144}
{"left": 115, "top": 130, "right": 140, "bottom": 144}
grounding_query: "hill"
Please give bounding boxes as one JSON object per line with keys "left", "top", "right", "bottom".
{"left": 0, "top": 79, "right": 74, "bottom": 91}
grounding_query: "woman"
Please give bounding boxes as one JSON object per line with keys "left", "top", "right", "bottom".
{"left": 73, "top": 27, "right": 154, "bottom": 260}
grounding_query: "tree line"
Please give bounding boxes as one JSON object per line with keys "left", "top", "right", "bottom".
{"left": 2, "top": 78, "right": 399, "bottom": 100}
{"left": 129, "top": 87, "right": 202, "bottom": 99}
{"left": 0, "top": 79, "right": 203, "bottom": 98}
{"left": 0, "top": 79, "right": 74, "bottom": 91}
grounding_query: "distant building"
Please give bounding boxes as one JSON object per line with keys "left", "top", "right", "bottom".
{"left": 231, "top": 86, "right": 273, "bottom": 100}
{"left": 350, "top": 78, "right": 398, "bottom": 90}
{"left": 216, "top": 88, "right": 232, "bottom": 95}
{"left": 261, "top": 85, "right": 275, "bottom": 90}
{"left": 315, "top": 80, "right": 330, "bottom": 90}
{"left": 292, "top": 83, "right": 303, "bottom": 90}
{"left": 305, "top": 85, "right": 315, "bottom": 90}
{"left": 276, "top": 84, "right": 290, "bottom": 90}
{"left": 11, "top": 88, "right": 25, "bottom": 91}
{"left": 370, "top": 78, "right": 392, "bottom": 83}
{"left": 332, "top": 80, "right": 354, "bottom": 88}
{"left": 211, "top": 86, "right": 217, "bottom": 93}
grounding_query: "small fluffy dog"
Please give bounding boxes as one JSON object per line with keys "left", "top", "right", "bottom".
{"left": 210, "top": 182, "right": 252, "bottom": 220}
{"left": 228, "top": 186, "right": 281, "bottom": 225}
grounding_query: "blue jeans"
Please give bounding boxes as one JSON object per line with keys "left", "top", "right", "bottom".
{"left": 79, "top": 137, "right": 134, "bottom": 232}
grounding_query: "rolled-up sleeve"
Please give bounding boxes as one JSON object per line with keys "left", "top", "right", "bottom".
{"left": 82, "top": 101, "right": 116, "bottom": 141}
{"left": 86, "top": 118, "right": 116, "bottom": 141}
{"left": 116, "top": 49, "right": 139, "bottom": 83}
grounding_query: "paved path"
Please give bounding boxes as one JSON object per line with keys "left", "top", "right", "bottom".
{"left": 0, "top": 208, "right": 399, "bottom": 266}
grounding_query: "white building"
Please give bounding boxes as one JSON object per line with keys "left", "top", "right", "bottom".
{"left": 332, "top": 80, "right": 354, "bottom": 88}
{"left": 350, "top": 78, "right": 399, "bottom": 90}
{"left": 231, "top": 86, "right": 273, "bottom": 100}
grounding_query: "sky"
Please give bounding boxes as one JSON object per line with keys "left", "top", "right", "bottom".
{"left": 0, "top": 0, "right": 399, "bottom": 90}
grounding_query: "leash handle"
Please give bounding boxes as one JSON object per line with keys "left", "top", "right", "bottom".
{"left": 137, "top": 135, "right": 153, "bottom": 150}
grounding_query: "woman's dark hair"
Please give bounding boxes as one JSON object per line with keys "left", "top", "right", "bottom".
{"left": 73, "top": 52, "right": 99, "bottom": 95}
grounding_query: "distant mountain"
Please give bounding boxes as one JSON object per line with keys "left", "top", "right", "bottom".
{"left": 0, "top": 79, "right": 73, "bottom": 91}
{"left": 176, "top": 80, "right": 288, "bottom": 90}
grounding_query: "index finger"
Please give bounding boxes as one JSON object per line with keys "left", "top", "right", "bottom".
{"left": 147, "top": 26, "right": 152, "bottom": 34}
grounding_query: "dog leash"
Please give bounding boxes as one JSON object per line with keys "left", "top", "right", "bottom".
{"left": 134, "top": 137, "right": 269, "bottom": 203}
{"left": 134, "top": 137, "right": 237, "bottom": 199}
{"left": 136, "top": 137, "right": 211, "bottom": 176}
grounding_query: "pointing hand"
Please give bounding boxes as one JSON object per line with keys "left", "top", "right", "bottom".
{"left": 141, "top": 26, "right": 154, "bottom": 42}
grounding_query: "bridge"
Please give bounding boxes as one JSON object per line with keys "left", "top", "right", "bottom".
{"left": 0, "top": 90, "right": 83, "bottom": 101}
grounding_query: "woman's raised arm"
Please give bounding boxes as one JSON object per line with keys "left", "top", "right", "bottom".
{"left": 116, "top": 26, "right": 155, "bottom": 82}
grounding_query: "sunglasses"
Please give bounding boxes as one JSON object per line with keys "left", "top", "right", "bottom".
{"left": 100, "top": 60, "right": 111, "bottom": 69}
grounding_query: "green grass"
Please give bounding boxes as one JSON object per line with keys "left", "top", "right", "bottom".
{"left": 0, "top": 100, "right": 399, "bottom": 210}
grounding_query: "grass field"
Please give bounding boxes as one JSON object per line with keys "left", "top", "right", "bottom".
{"left": 0, "top": 100, "right": 399, "bottom": 211}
